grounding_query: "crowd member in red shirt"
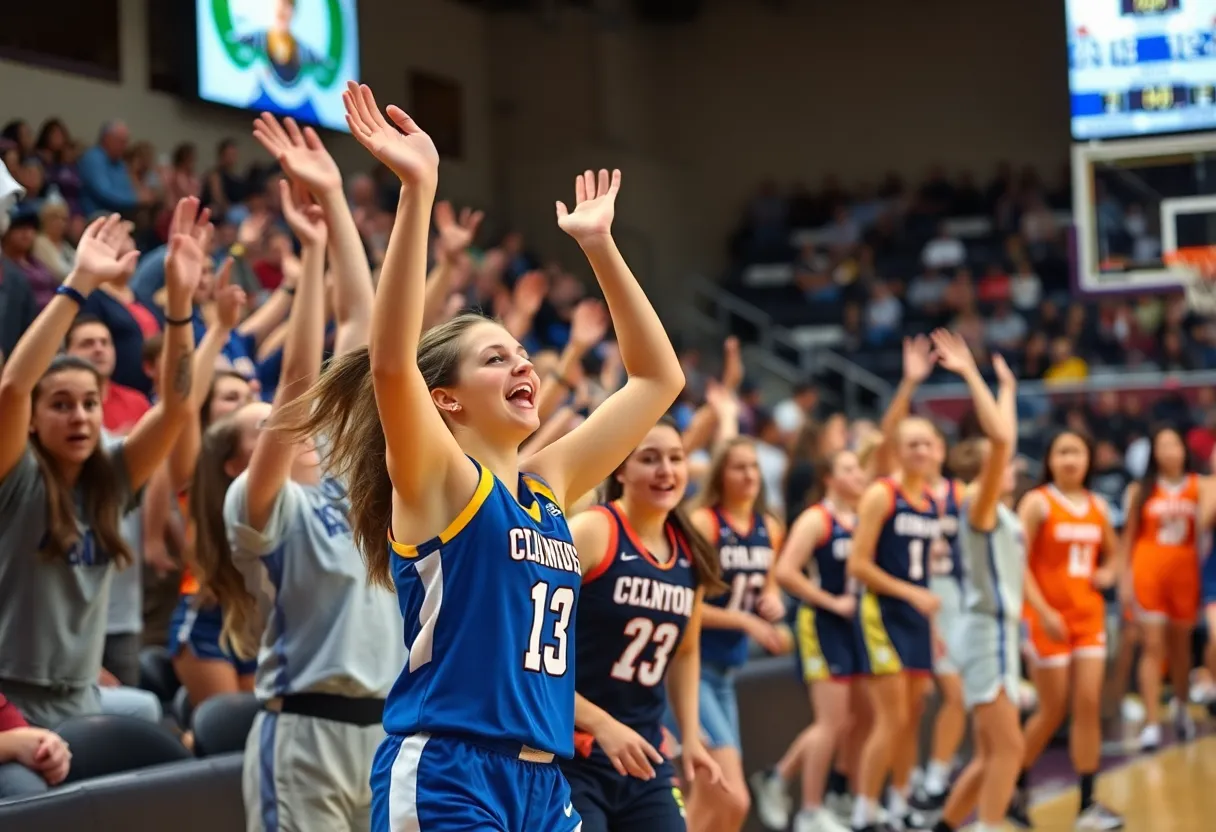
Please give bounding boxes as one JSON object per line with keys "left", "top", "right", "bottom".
{"left": 0, "top": 694, "right": 71, "bottom": 798}
{"left": 63, "top": 314, "right": 151, "bottom": 436}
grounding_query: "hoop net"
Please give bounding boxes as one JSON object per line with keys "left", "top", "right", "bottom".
{"left": 1165, "top": 246, "right": 1216, "bottom": 316}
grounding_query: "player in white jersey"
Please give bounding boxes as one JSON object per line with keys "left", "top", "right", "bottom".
{"left": 921, "top": 332, "right": 1023, "bottom": 832}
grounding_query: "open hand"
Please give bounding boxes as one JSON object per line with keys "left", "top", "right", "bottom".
{"left": 569, "top": 298, "right": 609, "bottom": 350}
{"left": 342, "top": 82, "right": 438, "bottom": 188}
{"left": 902, "top": 334, "right": 936, "bottom": 384}
{"left": 280, "top": 179, "right": 328, "bottom": 247}
{"left": 682, "top": 738, "right": 725, "bottom": 788}
{"left": 70, "top": 214, "right": 141, "bottom": 291}
{"left": 165, "top": 196, "right": 214, "bottom": 300}
{"left": 253, "top": 112, "right": 342, "bottom": 196}
{"left": 213, "top": 258, "right": 247, "bottom": 331}
{"left": 557, "top": 169, "right": 621, "bottom": 244}
{"left": 992, "top": 352, "right": 1016, "bottom": 387}
{"left": 596, "top": 717, "right": 664, "bottom": 780}
{"left": 513, "top": 270, "right": 548, "bottom": 317}
{"left": 930, "top": 329, "right": 979, "bottom": 377}
{"left": 434, "top": 201, "right": 484, "bottom": 261}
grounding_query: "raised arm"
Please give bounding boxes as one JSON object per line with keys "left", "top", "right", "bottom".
{"left": 930, "top": 330, "right": 1015, "bottom": 530}
{"left": 343, "top": 83, "right": 473, "bottom": 509}
{"left": 0, "top": 215, "right": 140, "bottom": 481}
{"left": 253, "top": 113, "right": 373, "bottom": 356}
{"left": 422, "top": 202, "right": 482, "bottom": 330}
{"left": 535, "top": 299, "right": 609, "bottom": 424}
{"left": 525, "top": 171, "right": 685, "bottom": 507}
{"left": 121, "top": 199, "right": 209, "bottom": 492}
{"left": 874, "top": 336, "right": 935, "bottom": 477}
{"left": 243, "top": 181, "right": 328, "bottom": 532}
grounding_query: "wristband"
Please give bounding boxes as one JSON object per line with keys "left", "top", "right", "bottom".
{"left": 55, "top": 284, "right": 89, "bottom": 307}
{"left": 164, "top": 314, "right": 193, "bottom": 327}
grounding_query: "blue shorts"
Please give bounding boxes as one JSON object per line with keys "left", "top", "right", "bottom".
{"left": 167, "top": 595, "right": 258, "bottom": 676}
{"left": 796, "top": 603, "right": 866, "bottom": 682}
{"left": 859, "top": 592, "right": 933, "bottom": 675}
{"left": 560, "top": 757, "right": 685, "bottom": 832}
{"left": 660, "top": 663, "right": 741, "bottom": 751}
{"left": 371, "top": 733, "right": 581, "bottom": 832}
{"left": 1203, "top": 553, "right": 1216, "bottom": 606}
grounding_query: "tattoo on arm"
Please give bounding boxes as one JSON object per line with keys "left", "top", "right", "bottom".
{"left": 172, "top": 353, "right": 193, "bottom": 400}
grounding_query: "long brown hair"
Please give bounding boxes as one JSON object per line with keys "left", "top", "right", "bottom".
{"left": 604, "top": 418, "right": 727, "bottom": 597}
{"left": 275, "top": 312, "right": 491, "bottom": 589}
{"left": 697, "top": 436, "right": 769, "bottom": 517}
{"left": 31, "top": 356, "right": 132, "bottom": 567}
{"left": 189, "top": 415, "right": 258, "bottom": 659}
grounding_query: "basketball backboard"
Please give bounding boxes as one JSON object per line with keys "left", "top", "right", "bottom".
{"left": 1073, "top": 131, "right": 1216, "bottom": 295}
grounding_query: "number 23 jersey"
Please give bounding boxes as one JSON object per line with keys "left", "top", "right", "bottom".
{"left": 383, "top": 460, "right": 582, "bottom": 758}
{"left": 574, "top": 502, "right": 697, "bottom": 763}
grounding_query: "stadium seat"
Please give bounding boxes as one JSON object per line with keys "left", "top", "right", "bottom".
{"left": 191, "top": 693, "right": 259, "bottom": 758}
{"left": 0, "top": 753, "right": 244, "bottom": 831}
{"left": 55, "top": 714, "right": 192, "bottom": 783}
{"left": 138, "top": 645, "right": 180, "bottom": 703}
{"left": 172, "top": 685, "right": 194, "bottom": 730}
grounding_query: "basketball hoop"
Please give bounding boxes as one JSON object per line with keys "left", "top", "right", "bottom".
{"left": 1165, "top": 246, "right": 1216, "bottom": 316}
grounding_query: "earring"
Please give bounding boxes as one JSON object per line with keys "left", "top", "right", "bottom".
{"left": 451, "top": 404, "right": 462, "bottom": 413}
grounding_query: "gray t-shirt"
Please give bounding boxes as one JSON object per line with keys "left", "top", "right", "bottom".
{"left": 0, "top": 441, "right": 133, "bottom": 687}
{"left": 223, "top": 470, "right": 405, "bottom": 701}
{"left": 959, "top": 501, "right": 1025, "bottom": 622}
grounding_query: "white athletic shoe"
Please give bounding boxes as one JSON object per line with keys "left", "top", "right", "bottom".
{"left": 1138, "top": 722, "right": 1161, "bottom": 751}
{"left": 794, "top": 808, "right": 852, "bottom": 832}
{"left": 1075, "top": 802, "right": 1125, "bottom": 830}
{"left": 1120, "top": 695, "right": 1146, "bottom": 724}
{"left": 1170, "top": 698, "right": 1197, "bottom": 741}
{"left": 825, "top": 792, "right": 853, "bottom": 823}
{"left": 750, "top": 769, "right": 792, "bottom": 830}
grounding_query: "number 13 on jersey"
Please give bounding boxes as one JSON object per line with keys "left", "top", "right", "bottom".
{"left": 524, "top": 581, "right": 575, "bottom": 676}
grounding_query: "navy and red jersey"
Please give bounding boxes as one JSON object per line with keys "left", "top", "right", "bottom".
{"left": 700, "top": 507, "right": 775, "bottom": 669}
{"left": 573, "top": 502, "right": 697, "bottom": 766}
{"left": 810, "top": 501, "right": 856, "bottom": 598}
{"left": 874, "top": 478, "right": 941, "bottom": 590}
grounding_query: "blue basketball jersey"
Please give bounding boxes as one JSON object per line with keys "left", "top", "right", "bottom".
{"left": 930, "top": 479, "right": 964, "bottom": 583}
{"left": 381, "top": 459, "right": 582, "bottom": 758}
{"left": 810, "top": 501, "right": 856, "bottom": 597}
{"left": 701, "top": 507, "right": 775, "bottom": 668}
{"left": 574, "top": 503, "right": 698, "bottom": 764}
{"left": 874, "top": 478, "right": 941, "bottom": 590}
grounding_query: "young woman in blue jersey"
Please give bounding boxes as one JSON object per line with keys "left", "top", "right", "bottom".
{"left": 283, "top": 84, "right": 685, "bottom": 832}
{"left": 683, "top": 437, "right": 787, "bottom": 831}
{"left": 0, "top": 206, "right": 203, "bottom": 727}
{"left": 922, "top": 333, "right": 1023, "bottom": 832}
{"left": 753, "top": 449, "right": 869, "bottom": 832}
{"left": 565, "top": 418, "right": 726, "bottom": 832}
{"left": 846, "top": 417, "right": 942, "bottom": 832}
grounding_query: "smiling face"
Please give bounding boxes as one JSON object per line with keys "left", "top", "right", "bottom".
{"left": 616, "top": 423, "right": 688, "bottom": 514}
{"left": 31, "top": 366, "right": 104, "bottom": 466}
{"left": 431, "top": 320, "right": 540, "bottom": 445}
{"left": 719, "top": 442, "right": 762, "bottom": 505}
{"left": 827, "top": 450, "right": 867, "bottom": 502}
{"left": 897, "top": 417, "right": 938, "bottom": 478}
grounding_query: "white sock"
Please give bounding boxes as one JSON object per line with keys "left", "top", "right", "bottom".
{"left": 974, "top": 823, "right": 1003, "bottom": 832}
{"left": 851, "top": 795, "right": 876, "bottom": 827}
{"left": 885, "top": 786, "right": 909, "bottom": 819}
{"left": 923, "top": 759, "right": 951, "bottom": 795}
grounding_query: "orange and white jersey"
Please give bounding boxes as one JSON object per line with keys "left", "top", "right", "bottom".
{"left": 1132, "top": 474, "right": 1200, "bottom": 555}
{"left": 1027, "top": 485, "right": 1108, "bottom": 615}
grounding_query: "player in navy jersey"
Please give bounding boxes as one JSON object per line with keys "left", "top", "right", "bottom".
{"left": 752, "top": 449, "right": 869, "bottom": 832}
{"left": 564, "top": 419, "right": 726, "bottom": 832}
{"left": 680, "top": 437, "right": 788, "bottom": 831}
{"left": 847, "top": 417, "right": 942, "bottom": 832}
{"left": 282, "top": 84, "right": 685, "bottom": 832}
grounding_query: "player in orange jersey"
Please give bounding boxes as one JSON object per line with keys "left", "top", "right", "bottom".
{"left": 1120, "top": 426, "right": 1207, "bottom": 750}
{"left": 1009, "top": 430, "right": 1123, "bottom": 831}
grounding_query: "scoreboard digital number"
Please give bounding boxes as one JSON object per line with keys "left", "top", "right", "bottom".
{"left": 1068, "top": 0, "right": 1216, "bottom": 139}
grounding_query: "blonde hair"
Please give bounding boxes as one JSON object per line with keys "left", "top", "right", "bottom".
{"left": 697, "top": 437, "right": 768, "bottom": 517}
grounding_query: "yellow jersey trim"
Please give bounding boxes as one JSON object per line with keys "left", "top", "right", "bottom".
{"left": 522, "top": 475, "right": 557, "bottom": 520}
{"left": 390, "top": 464, "right": 495, "bottom": 559}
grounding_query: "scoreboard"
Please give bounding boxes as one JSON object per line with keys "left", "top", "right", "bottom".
{"left": 1068, "top": 0, "right": 1216, "bottom": 140}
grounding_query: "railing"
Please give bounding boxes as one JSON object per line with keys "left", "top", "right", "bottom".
{"left": 684, "top": 276, "right": 893, "bottom": 414}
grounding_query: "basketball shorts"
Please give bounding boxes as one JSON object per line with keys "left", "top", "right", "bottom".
{"left": 859, "top": 592, "right": 933, "bottom": 675}
{"left": 560, "top": 757, "right": 684, "bottom": 832}
{"left": 1132, "top": 547, "right": 1200, "bottom": 623}
{"left": 1023, "top": 602, "right": 1107, "bottom": 667}
{"left": 168, "top": 595, "right": 258, "bottom": 676}
{"left": 246, "top": 710, "right": 383, "bottom": 832}
{"left": 929, "top": 575, "right": 964, "bottom": 676}
{"left": 950, "top": 614, "right": 1021, "bottom": 710}
{"left": 1200, "top": 551, "right": 1216, "bottom": 607}
{"left": 371, "top": 732, "right": 581, "bottom": 832}
{"left": 796, "top": 603, "right": 865, "bottom": 682}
